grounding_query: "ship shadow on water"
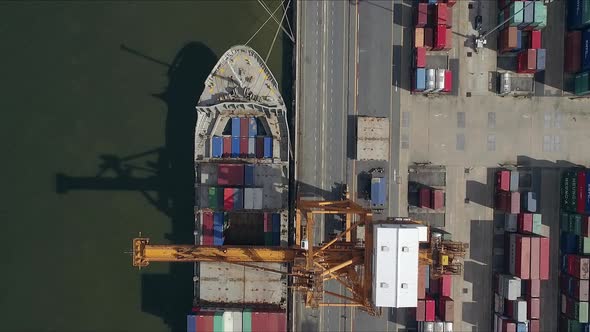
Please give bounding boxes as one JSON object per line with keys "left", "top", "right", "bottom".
{"left": 55, "top": 42, "right": 218, "bottom": 332}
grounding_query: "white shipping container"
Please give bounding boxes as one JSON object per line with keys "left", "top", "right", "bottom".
{"left": 510, "top": 171, "right": 519, "bottom": 192}
{"left": 248, "top": 137, "right": 255, "bottom": 158}
{"left": 562, "top": 293, "right": 567, "bottom": 314}
{"left": 420, "top": 321, "right": 435, "bottom": 332}
{"left": 231, "top": 311, "right": 242, "bottom": 331}
{"left": 243, "top": 188, "right": 263, "bottom": 209}
{"left": 509, "top": 233, "right": 516, "bottom": 275}
{"left": 426, "top": 69, "right": 436, "bottom": 92}
{"left": 223, "top": 311, "right": 234, "bottom": 332}
{"left": 435, "top": 69, "right": 445, "bottom": 92}
{"left": 444, "top": 322, "right": 453, "bottom": 332}
{"left": 513, "top": 299, "right": 527, "bottom": 322}
{"left": 500, "top": 274, "right": 521, "bottom": 300}
{"left": 434, "top": 321, "right": 444, "bottom": 332}
{"left": 505, "top": 214, "right": 517, "bottom": 232}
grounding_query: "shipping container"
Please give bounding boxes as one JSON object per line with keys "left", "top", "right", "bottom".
{"left": 218, "top": 164, "right": 245, "bottom": 186}
{"left": 255, "top": 136, "right": 264, "bottom": 158}
{"left": 233, "top": 188, "right": 243, "bottom": 210}
{"left": 525, "top": 279, "right": 540, "bottom": 298}
{"left": 371, "top": 177, "right": 387, "bottom": 208}
{"left": 419, "top": 188, "right": 431, "bottom": 208}
{"left": 533, "top": 2, "right": 547, "bottom": 29}
{"left": 248, "top": 117, "right": 257, "bottom": 137}
{"left": 515, "top": 234, "right": 530, "bottom": 279}
{"left": 202, "top": 212, "right": 214, "bottom": 245}
{"left": 224, "top": 188, "right": 234, "bottom": 211}
{"left": 435, "top": 25, "right": 446, "bottom": 50}
{"left": 511, "top": 192, "right": 521, "bottom": 214}
{"left": 539, "top": 237, "right": 549, "bottom": 280}
{"left": 418, "top": 265, "right": 426, "bottom": 299}
{"left": 416, "top": 47, "right": 426, "bottom": 68}
{"left": 522, "top": 191, "right": 537, "bottom": 213}
{"left": 223, "top": 137, "right": 232, "bottom": 158}
{"left": 495, "top": 292, "right": 505, "bottom": 314}
{"left": 424, "top": 265, "right": 430, "bottom": 291}
{"left": 212, "top": 136, "right": 223, "bottom": 158}
{"left": 575, "top": 71, "right": 590, "bottom": 96}
{"left": 568, "top": 254, "right": 590, "bottom": 279}
{"left": 415, "top": 27, "right": 425, "bottom": 48}
{"left": 513, "top": 298, "right": 527, "bottom": 322}
{"left": 208, "top": 187, "right": 219, "bottom": 209}
{"left": 187, "top": 315, "right": 196, "bottom": 332}
{"left": 239, "top": 137, "right": 248, "bottom": 158}
{"left": 437, "top": 297, "right": 454, "bottom": 322}
{"left": 443, "top": 70, "right": 452, "bottom": 92}
{"left": 440, "top": 274, "right": 452, "bottom": 297}
{"left": 586, "top": 171, "right": 590, "bottom": 212}
{"left": 416, "top": 299, "right": 426, "bottom": 321}
{"left": 569, "top": 0, "right": 583, "bottom": 29}
{"left": 509, "top": 171, "right": 519, "bottom": 192}
{"left": 497, "top": 170, "right": 510, "bottom": 192}
{"left": 435, "top": 69, "right": 445, "bottom": 92}
{"left": 583, "top": 0, "right": 590, "bottom": 28}
{"left": 517, "top": 49, "right": 537, "bottom": 73}
{"left": 502, "top": 318, "right": 517, "bottom": 332}
{"left": 446, "top": 8, "right": 453, "bottom": 28}
{"left": 529, "top": 319, "right": 540, "bottom": 332}
{"left": 565, "top": 294, "right": 589, "bottom": 322}
{"left": 239, "top": 118, "right": 248, "bottom": 138}
{"left": 496, "top": 191, "right": 510, "bottom": 211}
{"left": 272, "top": 213, "right": 281, "bottom": 234}
{"left": 583, "top": 29, "right": 590, "bottom": 71}
{"left": 579, "top": 171, "right": 588, "bottom": 213}
{"left": 248, "top": 137, "right": 255, "bottom": 158}
{"left": 213, "top": 212, "right": 224, "bottom": 245}
{"left": 436, "top": 3, "right": 448, "bottom": 26}
{"left": 536, "top": 48, "right": 546, "bottom": 71}
{"left": 231, "top": 117, "right": 241, "bottom": 137}
{"left": 196, "top": 312, "right": 215, "bottom": 331}
{"left": 505, "top": 214, "right": 517, "bottom": 232}
{"left": 425, "top": 297, "right": 435, "bottom": 321}
{"left": 521, "top": 1, "right": 533, "bottom": 29}
{"left": 426, "top": 68, "right": 436, "bottom": 92}
{"left": 431, "top": 189, "right": 445, "bottom": 209}
{"left": 583, "top": 216, "right": 590, "bottom": 237}
{"left": 231, "top": 137, "right": 240, "bottom": 157}
{"left": 516, "top": 213, "right": 532, "bottom": 234}
{"left": 508, "top": 1, "right": 524, "bottom": 27}
{"left": 263, "top": 137, "right": 273, "bottom": 158}
{"left": 415, "top": 68, "right": 426, "bottom": 91}
{"left": 244, "top": 164, "right": 255, "bottom": 186}
{"left": 562, "top": 232, "right": 579, "bottom": 254}
{"left": 416, "top": 3, "right": 428, "bottom": 27}
{"left": 424, "top": 28, "right": 434, "bottom": 50}
{"left": 444, "top": 322, "right": 453, "bottom": 332}
{"left": 530, "top": 237, "right": 540, "bottom": 280}
{"left": 530, "top": 30, "right": 541, "bottom": 49}
{"left": 244, "top": 187, "right": 263, "bottom": 210}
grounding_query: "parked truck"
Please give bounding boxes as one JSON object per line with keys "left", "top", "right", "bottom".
{"left": 371, "top": 174, "right": 387, "bottom": 212}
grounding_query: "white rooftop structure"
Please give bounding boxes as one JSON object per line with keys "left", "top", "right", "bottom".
{"left": 356, "top": 117, "right": 389, "bottom": 161}
{"left": 372, "top": 225, "right": 419, "bottom": 308}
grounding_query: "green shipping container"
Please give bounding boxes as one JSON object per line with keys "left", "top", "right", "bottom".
{"left": 563, "top": 212, "right": 571, "bottom": 232}
{"left": 509, "top": 2, "right": 524, "bottom": 27}
{"left": 533, "top": 214, "right": 542, "bottom": 234}
{"left": 264, "top": 232, "right": 273, "bottom": 245}
{"left": 563, "top": 175, "right": 571, "bottom": 209}
{"left": 209, "top": 187, "right": 219, "bottom": 209}
{"left": 583, "top": 0, "right": 590, "bottom": 28}
{"left": 533, "top": 2, "right": 547, "bottom": 28}
{"left": 574, "top": 300, "right": 589, "bottom": 323}
{"left": 243, "top": 309, "right": 252, "bottom": 332}
{"left": 572, "top": 214, "right": 583, "bottom": 236}
{"left": 571, "top": 172, "right": 579, "bottom": 212}
{"left": 579, "top": 236, "right": 590, "bottom": 254}
{"left": 498, "top": 11, "right": 505, "bottom": 27}
{"left": 575, "top": 72, "right": 590, "bottom": 96}
{"left": 214, "top": 312, "right": 224, "bottom": 331}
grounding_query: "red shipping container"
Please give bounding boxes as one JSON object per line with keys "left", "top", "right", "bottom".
{"left": 446, "top": 8, "right": 453, "bottom": 28}
{"left": 434, "top": 24, "right": 446, "bottom": 50}
{"left": 436, "top": 3, "right": 448, "bottom": 26}
{"left": 529, "top": 319, "right": 540, "bottom": 332}
{"left": 240, "top": 118, "right": 248, "bottom": 137}
{"left": 530, "top": 30, "right": 541, "bottom": 49}
{"left": 415, "top": 47, "right": 426, "bottom": 68}
{"left": 502, "top": 320, "right": 516, "bottom": 332}
{"left": 438, "top": 296, "right": 454, "bottom": 322}
{"left": 202, "top": 212, "right": 214, "bottom": 245}
{"left": 493, "top": 273, "right": 500, "bottom": 293}
{"left": 515, "top": 234, "right": 530, "bottom": 279}
{"left": 530, "top": 237, "right": 540, "bottom": 279}
{"left": 196, "top": 312, "right": 214, "bottom": 331}
{"left": 583, "top": 216, "right": 590, "bottom": 237}
{"left": 425, "top": 297, "right": 435, "bottom": 321}
{"left": 539, "top": 237, "right": 549, "bottom": 280}
{"left": 218, "top": 164, "right": 244, "bottom": 186}
{"left": 432, "top": 189, "right": 445, "bottom": 209}
{"left": 510, "top": 192, "right": 520, "bottom": 214}
{"left": 500, "top": 27, "right": 518, "bottom": 53}
{"left": 240, "top": 137, "right": 248, "bottom": 158}
{"left": 565, "top": 31, "right": 582, "bottom": 73}
{"left": 251, "top": 312, "right": 268, "bottom": 332}
{"left": 517, "top": 49, "right": 537, "bottom": 73}
{"left": 496, "top": 191, "right": 510, "bottom": 211}
{"left": 505, "top": 299, "right": 514, "bottom": 317}
{"left": 527, "top": 297, "right": 540, "bottom": 319}
{"left": 446, "top": 0, "right": 456, "bottom": 7}
{"left": 416, "top": 299, "right": 426, "bottom": 321}
{"left": 526, "top": 279, "right": 541, "bottom": 298}
{"left": 517, "top": 213, "right": 533, "bottom": 233}
{"left": 255, "top": 136, "right": 264, "bottom": 158}
{"left": 424, "top": 28, "right": 433, "bottom": 50}
{"left": 429, "top": 276, "right": 439, "bottom": 295}
{"left": 443, "top": 28, "right": 453, "bottom": 51}
{"left": 419, "top": 188, "right": 431, "bottom": 208}
{"left": 443, "top": 70, "right": 452, "bottom": 92}
{"left": 497, "top": 170, "right": 510, "bottom": 191}
{"left": 266, "top": 312, "right": 287, "bottom": 332}
{"left": 223, "top": 137, "right": 232, "bottom": 158}
{"left": 263, "top": 212, "right": 270, "bottom": 232}
{"left": 440, "top": 274, "right": 452, "bottom": 297}
{"left": 224, "top": 188, "right": 234, "bottom": 210}
{"left": 578, "top": 171, "right": 587, "bottom": 213}
{"left": 416, "top": 3, "right": 428, "bottom": 27}
{"left": 568, "top": 254, "right": 589, "bottom": 280}
{"left": 418, "top": 265, "right": 426, "bottom": 299}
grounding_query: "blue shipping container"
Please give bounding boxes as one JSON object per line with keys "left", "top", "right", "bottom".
{"left": 263, "top": 137, "right": 273, "bottom": 158}
{"left": 562, "top": 254, "right": 568, "bottom": 273}
{"left": 231, "top": 117, "right": 241, "bottom": 137}
{"left": 234, "top": 188, "right": 243, "bottom": 209}
{"left": 516, "top": 322, "right": 527, "bottom": 332}
{"left": 232, "top": 137, "right": 240, "bottom": 158}
{"left": 536, "top": 48, "right": 546, "bottom": 71}
{"left": 583, "top": 29, "right": 590, "bottom": 70}
{"left": 514, "top": 29, "right": 523, "bottom": 52}
{"left": 415, "top": 68, "right": 426, "bottom": 91}
{"left": 187, "top": 315, "right": 196, "bottom": 332}
{"left": 211, "top": 136, "right": 223, "bottom": 158}
{"left": 214, "top": 212, "right": 224, "bottom": 245}
{"left": 245, "top": 165, "right": 255, "bottom": 186}
{"left": 248, "top": 118, "right": 257, "bottom": 137}
{"left": 569, "top": 0, "right": 583, "bottom": 29}
{"left": 424, "top": 265, "right": 430, "bottom": 290}
{"left": 522, "top": 1, "right": 533, "bottom": 28}
{"left": 272, "top": 231, "right": 280, "bottom": 246}
{"left": 272, "top": 213, "right": 281, "bottom": 233}
{"left": 561, "top": 232, "right": 578, "bottom": 254}
{"left": 371, "top": 177, "right": 386, "bottom": 207}
{"left": 428, "top": 0, "right": 436, "bottom": 4}
{"left": 586, "top": 171, "right": 590, "bottom": 212}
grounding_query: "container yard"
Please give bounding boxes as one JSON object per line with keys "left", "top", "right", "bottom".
{"left": 565, "top": 0, "right": 590, "bottom": 95}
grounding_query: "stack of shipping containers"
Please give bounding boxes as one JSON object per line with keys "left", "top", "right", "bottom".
{"left": 187, "top": 310, "right": 287, "bottom": 332}
{"left": 497, "top": 1, "right": 547, "bottom": 74}
{"left": 493, "top": 170, "right": 550, "bottom": 332}
{"left": 209, "top": 117, "right": 273, "bottom": 159}
{"left": 565, "top": 0, "right": 590, "bottom": 95}
{"left": 560, "top": 169, "right": 590, "bottom": 330}
{"left": 412, "top": 0, "right": 454, "bottom": 94}
{"left": 419, "top": 187, "right": 446, "bottom": 210}
{"left": 416, "top": 266, "right": 455, "bottom": 332}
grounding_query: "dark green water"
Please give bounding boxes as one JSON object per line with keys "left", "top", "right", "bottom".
{"left": 0, "top": 2, "right": 291, "bottom": 331}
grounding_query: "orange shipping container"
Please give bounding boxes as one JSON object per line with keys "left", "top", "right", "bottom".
{"left": 415, "top": 28, "right": 424, "bottom": 48}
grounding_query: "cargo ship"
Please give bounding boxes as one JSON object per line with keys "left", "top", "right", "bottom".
{"left": 189, "top": 45, "right": 289, "bottom": 330}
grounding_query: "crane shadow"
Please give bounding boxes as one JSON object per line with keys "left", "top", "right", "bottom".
{"left": 55, "top": 41, "right": 218, "bottom": 332}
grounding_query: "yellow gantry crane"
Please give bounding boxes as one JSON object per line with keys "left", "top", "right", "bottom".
{"left": 133, "top": 198, "right": 380, "bottom": 315}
